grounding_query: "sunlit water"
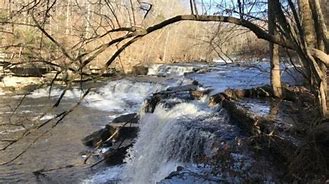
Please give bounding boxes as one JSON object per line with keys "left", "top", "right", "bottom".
{"left": 0, "top": 62, "right": 301, "bottom": 183}
{"left": 0, "top": 78, "right": 176, "bottom": 183}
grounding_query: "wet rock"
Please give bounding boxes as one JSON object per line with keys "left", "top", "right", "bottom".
{"left": 112, "top": 113, "right": 139, "bottom": 125}
{"left": 82, "top": 125, "right": 116, "bottom": 147}
{"left": 103, "top": 144, "right": 133, "bottom": 165}
{"left": 166, "top": 84, "right": 198, "bottom": 92}
{"left": 82, "top": 125, "right": 138, "bottom": 148}
{"left": 82, "top": 113, "right": 139, "bottom": 147}
{"left": 144, "top": 93, "right": 163, "bottom": 113}
{"left": 9, "top": 66, "right": 49, "bottom": 77}
{"left": 144, "top": 83, "right": 208, "bottom": 113}
{"left": 101, "top": 68, "right": 118, "bottom": 77}
{"left": 159, "top": 166, "right": 222, "bottom": 184}
{"left": 164, "top": 166, "right": 184, "bottom": 180}
{"left": 191, "top": 88, "right": 211, "bottom": 100}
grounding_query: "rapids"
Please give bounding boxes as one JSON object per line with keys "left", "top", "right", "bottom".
{"left": 0, "top": 62, "right": 301, "bottom": 183}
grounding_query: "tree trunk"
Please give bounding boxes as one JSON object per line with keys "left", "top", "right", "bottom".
{"left": 268, "top": 0, "right": 282, "bottom": 98}
{"left": 299, "top": 0, "right": 328, "bottom": 116}
{"left": 320, "top": 0, "right": 329, "bottom": 27}
{"left": 299, "top": 0, "right": 317, "bottom": 47}
{"left": 85, "top": 1, "right": 93, "bottom": 38}
{"left": 65, "top": 0, "right": 71, "bottom": 35}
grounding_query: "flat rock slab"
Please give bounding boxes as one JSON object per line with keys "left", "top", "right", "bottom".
{"left": 112, "top": 113, "right": 138, "bottom": 124}
{"left": 109, "top": 122, "right": 139, "bottom": 128}
{"left": 82, "top": 113, "right": 139, "bottom": 148}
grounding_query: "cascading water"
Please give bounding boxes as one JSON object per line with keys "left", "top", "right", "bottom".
{"left": 1, "top": 62, "right": 300, "bottom": 183}
{"left": 122, "top": 102, "right": 215, "bottom": 184}
{"left": 147, "top": 64, "right": 207, "bottom": 76}
{"left": 84, "top": 79, "right": 165, "bottom": 113}
{"left": 0, "top": 78, "right": 189, "bottom": 183}
{"left": 30, "top": 79, "right": 166, "bottom": 113}
{"left": 82, "top": 99, "right": 228, "bottom": 184}
{"left": 82, "top": 96, "right": 243, "bottom": 184}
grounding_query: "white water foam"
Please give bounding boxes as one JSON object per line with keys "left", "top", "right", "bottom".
{"left": 40, "top": 114, "right": 56, "bottom": 121}
{"left": 84, "top": 80, "right": 164, "bottom": 112}
{"left": 121, "top": 102, "right": 214, "bottom": 184}
{"left": 147, "top": 64, "right": 202, "bottom": 76}
{"left": 30, "top": 79, "right": 165, "bottom": 113}
{"left": 0, "top": 89, "right": 5, "bottom": 96}
{"left": 81, "top": 165, "right": 124, "bottom": 184}
{"left": 0, "top": 127, "right": 25, "bottom": 135}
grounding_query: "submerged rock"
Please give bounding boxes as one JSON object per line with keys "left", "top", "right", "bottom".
{"left": 159, "top": 166, "right": 222, "bottom": 184}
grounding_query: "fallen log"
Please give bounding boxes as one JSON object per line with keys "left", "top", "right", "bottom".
{"left": 209, "top": 86, "right": 309, "bottom": 165}
{"left": 210, "top": 85, "right": 315, "bottom": 104}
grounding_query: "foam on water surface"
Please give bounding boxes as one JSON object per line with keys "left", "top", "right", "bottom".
{"left": 147, "top": 63, "right": 207, "bottom": 76}
{"left": 30, "top": 79, "right": 166, "bottom": 113}
{"left": 81, "top": 165, "right": 124, "bottom": 184}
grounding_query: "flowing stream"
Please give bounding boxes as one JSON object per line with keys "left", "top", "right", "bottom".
{"left": 0, "top": 62, "right": 301, "bottom": 183}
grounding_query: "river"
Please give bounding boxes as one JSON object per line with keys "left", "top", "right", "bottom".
{"left": 0, "top": 61, "right": 301, "bottom": 183}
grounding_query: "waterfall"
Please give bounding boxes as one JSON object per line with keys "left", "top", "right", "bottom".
{"left": 84, "top": 80, "right": 164, "bottom": 112}
{"left": 29, "top": 79, "right": 165, "bottom": 113}
{"left": 121, "top": 102, "right": 220, "bottom": 184}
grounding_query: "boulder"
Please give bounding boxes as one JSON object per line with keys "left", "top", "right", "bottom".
{"left": 131, "top": 65, "right": 148, "bottom": 75}
{"left": 9, "top": 66, "right": 49, "bottom": 77}
{"left": 144, "top": 83, "right": 205, "bottom": 113}
{"left": 82, "top": 113, "right": 139, "bottom": 147}
{"left": 191, "top": 88, "right": 211, "bottom": 99}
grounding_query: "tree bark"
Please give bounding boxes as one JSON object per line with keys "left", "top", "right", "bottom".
{"left": 268, "top": 0, "right": 282, "bottom": 98}
{"left": 65, "top": 0, "right": 71, "bottom": 35}
{"left": 307, "top": 0, "right": 329, "bottom": 116}
{"left": 299, "top": 0, "right": 317, "bottom": 47}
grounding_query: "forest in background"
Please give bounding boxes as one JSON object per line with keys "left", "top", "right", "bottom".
{"left": 0, "top": 0, "right": 267, "bottom": 73}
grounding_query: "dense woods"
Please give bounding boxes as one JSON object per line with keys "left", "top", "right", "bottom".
{"left": 0, "top": 0, "right": 265, "bottom": 73}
